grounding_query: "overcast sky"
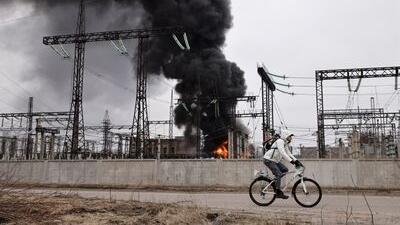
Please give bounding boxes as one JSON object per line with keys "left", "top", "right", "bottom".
{"left": 0, "top": 0, "right": 399, "bottom": 147}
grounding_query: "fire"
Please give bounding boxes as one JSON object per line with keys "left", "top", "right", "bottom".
{"left": 213, "top": 140, "right": 229, "bottom": 159}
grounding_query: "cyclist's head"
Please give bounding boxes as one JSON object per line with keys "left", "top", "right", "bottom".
{"left": 286, "top": 134, "right": 294, "bottom": 143}
{"left": 281, "top": 130, "right": 294, "bottom": 143}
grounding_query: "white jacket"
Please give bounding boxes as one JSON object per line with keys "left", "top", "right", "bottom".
{"left": 263, "top": 138, "right": 297, "bottom": 163}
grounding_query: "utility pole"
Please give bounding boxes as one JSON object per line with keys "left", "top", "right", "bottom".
{"left": 39, "top": 127, "right": 45, "bottom": 160}
{"left": 157, "top": 134, "right": 161, "bottom": 160}
{"left": 117, "top": 134, "right": 123, "bottom": 158}
{"left": 49, "top": 132, "right": 56, "bottom": 160}
{"left": 169, "top": 89, "right": 174, "bottom": 139}
{"left": 26, "top": 97, "right": 33, "bottom": 160}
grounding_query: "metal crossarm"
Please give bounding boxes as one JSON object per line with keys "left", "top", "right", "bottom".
{"left": 323, "top": 109, "right": 400, "bottom": 123}
{"left": 43, "top": 27, "right": 184, "bottom": 45}
{"left": 177, "top": 96, "right": 257, "bottom": 104}
{"left": 148, "top": 120, "right": 171, "bottom": 125}
{"left": 316, "top": 66, "right": 400, "bottom": 80}
{"left": 325, "top": 123, "right": 396, "bottom": 130}
{"left": 0, "top": 112, "right": 71, "bottom": 118}
{"left": 228, "top": 112, "right": 263, "bottom": 118}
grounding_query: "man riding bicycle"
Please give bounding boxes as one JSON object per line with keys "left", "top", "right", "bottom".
{"left": 263, "top": 131, "right": 303, "bottom": 199}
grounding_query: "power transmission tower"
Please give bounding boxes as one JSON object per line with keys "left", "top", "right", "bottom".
{"left": 63, "top": 0, "right": 86, "bottom": 159}
{"left": 132, "top": 37, "right": 150, "bottom": 159}
{"left": 43, "top": 0, "right": 86, "bottom": 159}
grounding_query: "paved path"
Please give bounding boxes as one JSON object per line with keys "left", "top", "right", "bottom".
{"left": 34, "top": 188, "right": 400, "bottom": 224}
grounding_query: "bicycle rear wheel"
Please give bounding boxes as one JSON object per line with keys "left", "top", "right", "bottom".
{"left": 249, "top": 177, "right": 276, "bottom": 206}
{"left": 292, "top": 177, "right": 322, "bottom": 208}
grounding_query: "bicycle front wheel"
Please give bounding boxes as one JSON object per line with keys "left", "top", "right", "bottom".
{"left": 249, "top": 177, "right": 276, "bottom": 206}
{"left": 292, "top": 177, "right": 322, "bottom": 208}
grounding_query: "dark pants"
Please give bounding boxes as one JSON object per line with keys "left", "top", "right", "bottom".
{"left": 263, "top": 159, "right": 288, "bottom": 190}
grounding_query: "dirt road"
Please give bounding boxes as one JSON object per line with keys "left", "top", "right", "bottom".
{"left": 33, "top": 188, "right": 400, "bottom": 224}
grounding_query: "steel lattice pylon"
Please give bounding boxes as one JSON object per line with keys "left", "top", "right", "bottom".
{"left": 169, "top": 90, "right": 174, "bottom": 139}
{"left": 130, "top": 38, "right": 150, "bottom": 159}
{"left": 64, "top": 0, "right": 86, "bottom": 159}
{"left": 261, "top": 82, "right": 274, "bottom": 142}
{"left": 102, "top": 110, "right": 112, "bottom": 158}
{"left": 315, "top": 72, "right": 325, "bottom": 158}
{"left": 258, "top": 65, "right": 276, "bottom": 143}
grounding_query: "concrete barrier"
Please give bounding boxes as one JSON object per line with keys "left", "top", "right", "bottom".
{"left": 0, "top": 159, "right": 399, "bottom": 190}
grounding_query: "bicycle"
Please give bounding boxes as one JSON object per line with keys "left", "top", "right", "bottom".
{"left": 249, "top": 165, "right": 322, "bottom": 208}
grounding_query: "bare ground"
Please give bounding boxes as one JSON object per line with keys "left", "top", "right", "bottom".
{"left": 0, "top": 192, "right": 308, "bottom": 225}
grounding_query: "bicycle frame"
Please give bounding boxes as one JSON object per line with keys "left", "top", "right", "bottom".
{"left": 258, "top": 166, "right": 307, "bottom": 195}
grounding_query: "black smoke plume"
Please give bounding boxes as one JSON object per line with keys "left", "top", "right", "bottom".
{"left": 15, "top": 0, "right": 247, "bottom": 157}
{"left": 138, "top": 0, "right": 247, "bottom": 157}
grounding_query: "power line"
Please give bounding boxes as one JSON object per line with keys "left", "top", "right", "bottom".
{"left": 383, "top": 90, "right": 399, "bottom": 109}
{"left": 0, "top": 71, "right": 56, "bottom": 111}
{"left": 291, "top": 84, "right": 395, "bottom": 88}
{"left": 64, "top": 58, "right": 170, "bottom": 105}
{"left": 273, "top": 95, "right": 287, "bottom": 129}
{"left": 285, "top": 76, "right": 314, "bottom": 80}
{"left": 0, "top": 0, "right": 102, "bottom": 27}
{"left": 0, "top": 13, "right": 44, "bottom": 27}
{"left": 293, "top": 92, "right": 400, "bottom": 96}
{"left": 0, "top": 85, "right": 31, "bottom": 103}
{"left": 0, "top": 98, "right": 25, "bottom": 112}
{"left": 246, "top": 86, "right": 262, "bottom": 140}
{"left": 272, "top": 70, "right": 399, "bottom": 97}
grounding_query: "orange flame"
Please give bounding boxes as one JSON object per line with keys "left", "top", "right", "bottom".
{"left": 213, "top": 140, "right": 229, "bottom": 159}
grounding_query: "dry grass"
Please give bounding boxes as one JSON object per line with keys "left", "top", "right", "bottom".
{"left": 0, "top": 192, "right": 308, "bottom": 225}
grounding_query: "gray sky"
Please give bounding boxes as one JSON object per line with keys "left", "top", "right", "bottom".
{"left": 225, "top": 0, "right": 400, "bottom": 146}
{"left": 0, "top": 0, "right": 399, "bottom": 147}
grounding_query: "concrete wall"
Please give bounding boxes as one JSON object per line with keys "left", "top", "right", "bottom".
{"left": 0, "top": 159, "right": 399, "bottom": 190}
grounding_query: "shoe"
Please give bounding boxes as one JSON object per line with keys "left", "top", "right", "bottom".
{"left": 275, "top": 190, "right": 289, "bottom": 199}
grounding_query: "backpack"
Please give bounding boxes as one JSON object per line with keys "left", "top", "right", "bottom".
{"left": 263, "top": 137, "right": 278, "bottom": 152}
